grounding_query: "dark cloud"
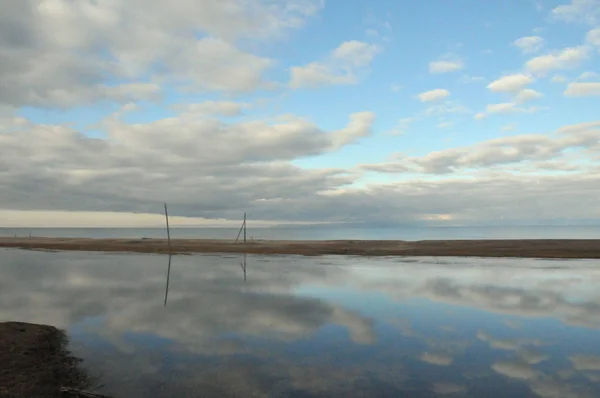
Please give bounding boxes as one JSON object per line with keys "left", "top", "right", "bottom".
{"left": 1, "top": 114, "right": 600, "bottom": 225}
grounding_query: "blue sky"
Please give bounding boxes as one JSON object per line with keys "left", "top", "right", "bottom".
{"left": 0, "top": 0, "right": 599, "bottom": 227}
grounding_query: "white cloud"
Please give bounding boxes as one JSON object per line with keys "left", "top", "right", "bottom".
{"left": 525, "top": 46, "right": 589, "bottom": 75}
{"left": 429, "top": 59, "right": 465, "bottom": 74}
{"left": 576, "top": 71, "right": 600, "bottom": 80}
{"left": 386, "top": 117, "right": 417, "bottom": 136}
{"left": 551, "top": 75, "right": 569, "bottom": 83}
{"left": 289, "top": 62, "right": 356, "bottom": 88}
{"left": 487, "top": 103, "right": 519, "bottom": 114}
{"left": 0, "top": 0, "right": 323, "bottom": 107}
{"left": 0, "top": 109, "right": 377, "bottom": 223}
{"left": 589, "top": 27, "right": 600, "bottom": 46}
{"left": 418, "top": 89, "right": 451, "bottom": 102}
{"left": 461, "top": 75, "right": 485, "bottom": 83}
{"left": 170, "top": 37, "right": 274, "bottom": 92}
{"left": 289, "top": 40, "right": 380, "bottom": 88}
{"left": 502, "top": 123, "right": 518, "bottom": 132}
{"left": 331, "top": 40, "right": 380, "bottom": 67}
{"left": 515, "top": 88, "right": 543, "bottom": 103}
{"left": 513, "top": 36, "right": 546, "bottom": 53}
{"left": 552, "top": 0, "right": 600, "bottom": 25}
{"left": 360, "top": 120, "right": 600, "bottom": 174}
{"left": 421, "top": 101, "right": 471, "bottom": 117}
{"left": 9, "top": 114, "right": 600, "bottom": 227}
{"left": 486, "top": 102, "right": 538, "bottom": 114}
{"left": 172, "top": 101, "right": 250, "bottom": 117}
{"left": 488, "top": 74, "right": 534, "bottom": 93}
{"left": 564, "top": 82, "right": 600, "bottom": 96}
{"left": 102, "top": 83, "right": 161, "bottom": 102}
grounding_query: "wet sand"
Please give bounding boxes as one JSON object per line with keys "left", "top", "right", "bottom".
{"left": 0, "top": 237, "right": 599, "bottom": 258}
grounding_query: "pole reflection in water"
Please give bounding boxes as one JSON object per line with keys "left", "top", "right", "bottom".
{"left": 164, "top": 254, "right": 172, "bottom": 307}
{"left": 164, "top": 253, "right": 246, "bottom": 306}
{"left": 240, "top": 253, "right": 247, "bottom": 283}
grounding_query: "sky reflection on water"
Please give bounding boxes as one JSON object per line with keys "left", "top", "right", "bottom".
{"left": 1, "top": 249, "right": 600, "bottom": 397}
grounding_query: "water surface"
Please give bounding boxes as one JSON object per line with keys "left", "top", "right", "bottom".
{"left": 1, "top": 249, "right": 600, "bottom": 397}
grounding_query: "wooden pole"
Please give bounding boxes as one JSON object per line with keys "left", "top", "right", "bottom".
{"left": 164, "top": 203, "right": 171, "bottom": 254}
{"left": 235, "top": 213, "right": 247, "bottom": 243}
{"left": 235, "top": 219, "right": 244, "bottom": 243}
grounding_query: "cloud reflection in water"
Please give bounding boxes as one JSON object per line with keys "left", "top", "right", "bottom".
{"left": 1, "top": 250, "right": 600, "bottom": 397}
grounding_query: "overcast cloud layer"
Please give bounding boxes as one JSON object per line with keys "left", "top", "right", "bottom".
{"left": 1, "top": 0, "right": 599, "bottom": 226}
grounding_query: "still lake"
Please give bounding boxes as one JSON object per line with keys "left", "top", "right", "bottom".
{"left": 1, "top": 249, "right": 600, "bottom": 397}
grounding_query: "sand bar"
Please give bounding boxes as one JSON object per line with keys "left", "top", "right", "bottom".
{"left": 0, "top": 237, "right": 599, "bottom": 258}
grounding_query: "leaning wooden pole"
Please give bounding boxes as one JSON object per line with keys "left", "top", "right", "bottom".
{"left": 235, "top": 212, "right": 246, "bottom": 243}
{"left": 235, "top": 220, "right": 244, "bottom": 243}
{"left": 164, "top": 203, "right": 171, "bottom": 254}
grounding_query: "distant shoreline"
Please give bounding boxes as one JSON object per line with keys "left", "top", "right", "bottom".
{"left": 1, "top": 237, "right": 599, "bottom": 259}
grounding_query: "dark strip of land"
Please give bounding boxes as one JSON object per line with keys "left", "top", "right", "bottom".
{"left": 0, "top": 237, "right": 599, "bottom": 258}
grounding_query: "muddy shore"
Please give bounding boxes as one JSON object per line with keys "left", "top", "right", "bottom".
{"left": 0, "top": 322, "right": 107, "bottom": 397}
{"left": 0, "top": 237, "right": 599, "bottom": 258}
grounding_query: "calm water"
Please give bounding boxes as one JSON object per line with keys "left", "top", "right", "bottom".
{"left": 1, "top": 250, "right": 600, "bottom": 397}
{"left": 2, "top": 225, "right": 600, "bottom": 240}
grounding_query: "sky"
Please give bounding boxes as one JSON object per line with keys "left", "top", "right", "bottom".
{"left": 0, "top": 0, "right": 599, "bottom": 227}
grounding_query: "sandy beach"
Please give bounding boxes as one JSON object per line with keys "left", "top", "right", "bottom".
{"left": 0, "top": 237, "right": 599, "bottom": 258}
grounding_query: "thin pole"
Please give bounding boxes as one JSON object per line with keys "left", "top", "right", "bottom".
{"left": 235, "top": 219, "right": 244, "bottom": 243}
{"left": 243, "top": 212, "right": 247, "bottom": 244}
{"left": 164, "top": 203, "right": 171, "bottom": 254}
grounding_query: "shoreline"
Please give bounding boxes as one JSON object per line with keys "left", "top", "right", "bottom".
{"left": 0, "top": 237, "right": 599, "bottom": 258}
